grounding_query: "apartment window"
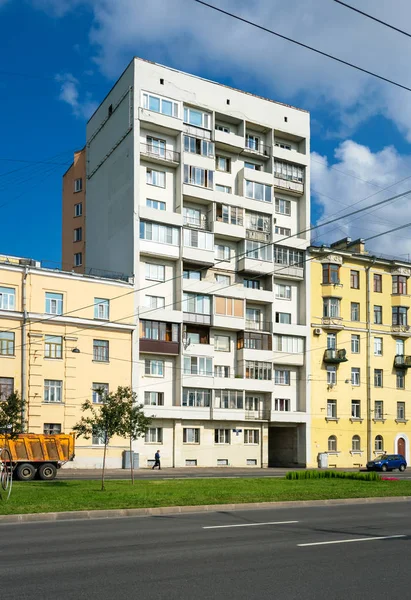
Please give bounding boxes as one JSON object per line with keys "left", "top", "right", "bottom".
{"left": 92, "top": 383, "right": 108, "bottom": 404}
{"left": 74, "top": 252, "right": 82, "bottom": 267}
{"left": 93, "top": 340, "right": 109, "bottom": 362}
{"left": 327, "top": 333, "right": 336, "bottom": 350}
{"left": 246, "top": 134, "right": 262, "bottom": 152}
{"left": 393, "top": 306, "right": 408, "bottom": 326}
{"left": 214, "top": 335, "right": 230, "bottom": 352}
{"left": 74, "top": 202, "right": 82, "bottom": 217}
{"left": 94, "top": 298, "right": 109, "bottom": 320}
{"left": 244, "top": 279, "right": 260, "bottom": 290}
{"left": 44, "top": 423, "right": 61, "bottom": 435}
{"left": 183, "top": 269, "right": 202, "bottom": 281}
{"left": 374, "top": 305, "right": 382, "bottom": 324}
{"left": 275, "top": 198, "right": 291, "bottom": 215}
{"left": 244, "top": 161, "right": 261, "bottom": 171}
{"left": 351, "top": 302, "right": 360, "bottom": 322}
{"left": 146, "top": 199, "right": 166, "bottom": 211}
{"left": 145, "top": 428, "right": 163, "bottom": 443}
{"left": 144, "top": 392, "right": 164, "bottom": 406}
{"left": 183, "top": 356, "right": 212, "bottom": 376}
{"left": 73, "top": 227, "right": 82, "bottom": 242}
{"left": 184, "top": 165, "right": 213, "bottom": 188}
{"left": 140, "top": 321, "right": 179, "bottom": 342}
{"left": 182, "top": 428, "right": 200, "bottom": 444}
{"left": 374, "top": 369, "right": 383, "bottom": 387}
{"left": 352, "top": 435, "right": 361, "bottom": 452}
{"left": 245, "top": 212, "right": 270, "bottom": 232}
{"left": 244, "top": 429, "right": 259, "bottom": 444}
{"left": 215, "top": 296, "right": 243, "bottom": 318}
{"left": 92, "top": 428, "right": 106, "bottom": 446}
{"left": 140, "top": 221, "right": 179, "bottom": 245}
{"left": 183, "top": 107, "right": 211, "bottom": 129}
{"left": 393, "top": 275, "right": 407, "bottom": 295}
{"left": 275, "top": 369, "right": 290, "bottom": 385}
{"left": 183, "top": 206, "right": 204, "bottom": 228}
{"left": 0, "top": 377, "right": 13, "bottom": 400}
{"left": 239, "top": 332, "right": 272, "bottom": 351}
{"left": 44, "top": 335, "right": 62, "bottom": 359}
{"left": 396, "top": 339, "right": 405, "bottom": 355}
{"left": 375, "top": 435, "right": 384, "bottom": 452}
{"left": 274, "top": 398, "right": 290, "bottom": 411}
{"left": 216, "top": 124, "right": 230, "bottom": 133}
{"left": 215, "top": 429, "right": 230, "bottom": 444}
{"left": 327, "top": 366, "right": 337, "bottom": 385}
{"left": 327, "top": 400, "right": 337, "bottom": 418}
{"left": 145, "top": 263, "right": 165, "bottom": 282}
{"left": 146, "top": 136, "right": 166, "bottom": 157}
{"left": 182, "top": 388, "right": 211, "bottom": 407}
{"left": 245, "top": 396, "right": 261, "bottom": 412}
{"left": 323, "top": 298, "right": 340, "bottom": 318}
{"left": 397, "top": 402, "right": 406, "bottom": 420}
{"left": 374, "top": 274, "right": 382, "bottom": 292}
{"left": 396, "top": 370, "right": 405, "bottom": 390}
{"left": 215, "top": 184, "right": 231, "bottom": 194}
{"left": 351, "top": 368, "right": 360, "bottom": 386}
{"left": 275, "top": 225, "right": 291, "bottom": 237}
{"left": 74, "top": 178, "right": 82, "bottom": 192}
{"left": 142, "top": 92, "right": 179, "bottom": 118}
{"left": 0, "top": 286, "right": 15, "bottom": 311}
{"left": 215, "top": 245, "right": 231, "bottom": 261}
{"left": 245, "top": 180, "right": 271, "bottom": 202}
{"left": 44, "top": 380, "right": 62, "bottom": 403}
{"left": 374, "top": 401, "right": 384, "bottom": 420}
{"left": 146, "top": 168, "right": 166, "bottom": 188}
{"left": 215, "top": 365, "right": 230, "bottom": 378}
{"left": 374, "top": 337, "right": 383, "bottom": 356}
{"left": 0, "top": 332, "right": 14, "bottom": 356}
{"left": 183, "top": 228, "right": 213, "bottom": 250}
{"left": 274, "top": 160, "right": 304, "bottom": 182}
{"left": 275, "top": 141, "right": 292, "bottom": 150}
{"left": 276, "top": 312, "right": 291, "bottom": 324}
{"left": 183, "top": 135, "right": 214, "bottom": 157}
{"left": 183, "top": 293, "right": 211, "bottom": 315}
{"left": 349, "top": 270, "right": 359, "bottom": 289}
{"left": 328, "top": 435, "right": 337, "bottom": 452}
{"left": 215, "top": 390, "right": 243, "bottom": 409}
{"left": 145, "top": 359, "right": 164, "bottom": 377}
{"left": 274, "top": 335, "right": 303, "bottom": 353}
{"left": 246, "top": 240, "right": 272, "bottom": 261}
{"left": 274, "top": 246, "right": 304, "bottom": 267}
{"left": 246, "top": 361, "right": 272, "bottom": 380}
{"left": 215, "top": 274, "right": 230, "bottom": 285}
{"left": 216, "top": 156, "right": 230, "bottom": 172}
{"left": 185, "top": 326, "right": 208, "bottom": 345}
{"left": 145, "top": 295, "right": 165, "bottom": 309}
{"left": 350, "top": 335, "right": 360, "bottom": 354}
{"left": 351, "top": 400, "right": 361, "bottom": 419}
{"left": 217, "top": 204, "right": 243, "bottom": 226}
{"left": 45, "top": 292, "right": 63, "bottom": 315}
{"left": 322, "top": 263, "right": 340, "bottom": 284}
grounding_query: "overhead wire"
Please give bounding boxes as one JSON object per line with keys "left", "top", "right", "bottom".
{"left": 333, "top": 1, "right": 411, "bottom": 39}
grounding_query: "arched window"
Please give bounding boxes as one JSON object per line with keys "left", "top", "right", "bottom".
{"left": 328, "top": 435, "right": 337, "bottom": 452}
{"left": 352, "top": 435, "right": 361, "bottom": 451}
{"left": 375, "top": 435, "right": 384, "bottom": 452}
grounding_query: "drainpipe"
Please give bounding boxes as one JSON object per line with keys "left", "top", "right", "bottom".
{"left": 366, "top": 259, "right": 376, "bottom": 461}
{"left": 21, "top": 267, "right": 28, "bottom": 431}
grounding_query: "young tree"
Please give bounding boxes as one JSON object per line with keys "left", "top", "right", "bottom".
{"left": 0, "top": 391, "right": 26, "bottom": 437}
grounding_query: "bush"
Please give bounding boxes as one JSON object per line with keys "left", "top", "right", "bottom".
{"left": 285, "top": 470, "right": 381, "bottom": 481}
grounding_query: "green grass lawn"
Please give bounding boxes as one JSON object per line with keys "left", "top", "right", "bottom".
{"left": 1, "top": 477, "right": 411, "bottom": 515}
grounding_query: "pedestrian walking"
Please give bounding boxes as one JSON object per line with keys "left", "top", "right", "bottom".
{"left": 152, "top": 450, "right": 161, "bottom": 470}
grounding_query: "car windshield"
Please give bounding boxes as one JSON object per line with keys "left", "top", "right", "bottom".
{"left": 374, "top": 455, "right": 386, "bottom": 461}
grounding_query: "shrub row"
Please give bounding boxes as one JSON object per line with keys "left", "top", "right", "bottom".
{"left": 285, "top": 470, "right": 381, "bottom": 481}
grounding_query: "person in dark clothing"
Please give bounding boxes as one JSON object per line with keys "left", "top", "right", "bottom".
{"left": 152, "top": 450, "right": 161, "bottom": 470}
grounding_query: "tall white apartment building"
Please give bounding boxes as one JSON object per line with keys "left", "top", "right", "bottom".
{"left": 84, "top": 58, "right": 311, "bottom": 468}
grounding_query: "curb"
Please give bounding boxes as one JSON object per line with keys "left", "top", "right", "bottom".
{"left": 1, "top": 495, "right": 410, "bottom": 524}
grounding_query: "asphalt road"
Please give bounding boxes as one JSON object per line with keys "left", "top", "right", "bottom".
{"left": 2, "top": 502, "right": 411, "bottom": 599}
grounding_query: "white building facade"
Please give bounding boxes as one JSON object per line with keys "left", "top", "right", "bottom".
{"left": 85, "top": 58, "right": 311, "bottom": 468}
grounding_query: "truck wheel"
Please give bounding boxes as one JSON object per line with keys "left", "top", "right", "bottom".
{"left": 38, "top": 463, "right": 57, "bottom": 481}
{"left": 15, "top": 463, "right": 36, "bottom": 481}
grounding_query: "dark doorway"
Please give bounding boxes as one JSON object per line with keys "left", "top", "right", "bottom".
{"left": 268, "top": 425, "right": 305, "bottom": 467}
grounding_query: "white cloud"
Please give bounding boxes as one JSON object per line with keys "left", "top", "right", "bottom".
{"left": 55, "top": 73, "right": 97, "bottom": 119}
{"left": 30, "top": 0, "right": 83, "bottom": 17}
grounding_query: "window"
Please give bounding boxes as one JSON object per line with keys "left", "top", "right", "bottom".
{"left": 140, "top": 321, "right": 179, "bottom": 342}
{"left": 352, "top": 435, "right": 361, "bottom": 452}
{"left": 351, "top": 400, "right": 361, "bottom": 419}
{"left": 275, "top": 226, "right": 291, "bottom": 236}
{"left": 215, "top": 124, "right": 230, "bottom": 133}
{"left": 323, "top": 298, "right": 340, "bottom": 318}
{"left": 351, "top": 368, "right": 360, "bottom": 386}
{"left": 396, "top": 339, "right": 405, "bottom": 355}
{"left": 144, "top": 392, "right": 164, "bottom": 406}
{"left": 183, "top": 135, "right": 214, "bottom": 157}
{"left": 374, "top": 274, "right": 382, "bottom": 292}
{"left": 215, "top": 274, "right": 230, "bottom": 285}
{"left": 74, "top": 227, "right": 82, "bottom": 242}
{"left": 140, "top": 221, "right": 179, "bottom": 245}
{"left": 244, "top": 430, "right": 259, "bottom": 444}
{"left": 274, "top": 398, "right": 290, "bottom": 411}
{"left": 145, "top": 359, "right": 164, "bottom": 377}
{"left": 74, "top": 202, "right": 83, "bottom": 217}
{"left": 244, "top": 279, "right": 260, "bottom": 290}
{"left": 327, "top": 399, "right": 337, "bottom": 418}
{"left": 0, "top": 287, "right": 15, "bottom": 311}
{"left": 74, "top": 252, "right": 82, "bottom": 267}
{"left": 44, "top": 380, "right": 62, "bottom": 403}
{"left": 245, "top": 212, "right": 270, "bottom": 232}
{"left": 274, "top": 335, "right": 304, "bottom": 353}
{"left": 45, "top": 292, "right": 63, "bottom": 315}
{"left": 328, "top": 435, "right": 337, "bottom": 452}
{"left": 146, "top": 168, "right": 166, "bottom": 187}
{"left": 216, "top": 156, "right": 230, "bottom": 172}
{"left": 215, "top": 296, "right": 243, "bottom": 317}
{"left": 397, "top": 402, "right": 406, "bottom": 420}
{"left": 92, "top": 383, "right": 108, "bottom": 404}
{"left": 145, "top": 428, "right": 163, "bottom": 443}
{"left": 215, "top": 245, "right": 231, "bottom": 261}
{"left": 183, "top": 428, "right": 200, "bottom": 444}
{"left": 44, "top": 423, "right": 61, "bottom": 435}
{"left": 246, "top": 240, "right": 272, "bottom": 261}
{"left": 215, "top": 429, "right": 230, "bottom": 444}
{"left": 182, "top": 388, "right": 211, "bottom": 407}
{"left": 146, "top": 136, "right": 166, "bottom": 157}
{"left": 94, "top": 298, "right": 109, "bottom": 320}
{"left": 238, "top": 332, "right": 272, "bottom": 351}
{"left": 375, "top": 435, "right": 384, "bottom": 452}
{"left": 275, "top": 369, "right": 290, "bottom": 385}
{"left": 327, "top": 366, "right": 337, "bottom": 385}
{"left": 184, "top": 165, "right": 213, "bottom": 188}
{"left": 183, "top": 228, "right": 213, "bottom": 250}
{"left": 44, "top": 335, "right": 62, "bottom": 359}
{"left": 374, "top": 305, "right": 382, "bottom": 324}
{"left": 0, "top": 332, "right": 14, "bottom": 356}
{"left": 244, "top": 161, "right": 261, "bottom": 171}
{"left": 374, "top": 401, "right": 383, "bottom": 420}
{"left": 215, "top": 390, "right": 243, "bottom": 409}
{"left": 246, "top": 396, "right": 261, "bottom": 412}
{"left": 351, "top": 335, "right": 360, "bottom": 353}
{"left": 396, "top": 370, "right": 405, "bottom": 390}
{"left": 350, "top": 270, "right": 359, "bottom": 289}
{"left": 92, "top": 428, "right": 106, "bottom": 446}
{"left": 183, "top": 356, "right": 212, "bottom": 376}
{"left": 217, "top": 204, "right": 243, "bottom": 226}
{"left": 351, "top": 302, "right": 360, "bottom": 322}
{"left": 145, "top": 263, "right": 165, "bottom": 282}
{"left": 183, "top": 269, "right": 202, "bottom": 281}
{"left": 74, "top": 178, "right": 82, "bottom": 192}
{"left": 246, "top": 134, "right": 261, "bottom": 151}
{"left": 245, "top": 180, "right": 271, "bottom": 202}
{"left": 146, "top": 199, "right": 166, "bottom": 211}
{"left": 183, "top": 293, "right": 211, "bottom": 315}
{"left": 276, "top": 312, "right": 291, "bottom": 324}
{"left": 93, "top": 340, "right": 109, "bottom": 362}
{"left": 0, "top": 377, "right": 13, "bottom": 401}
{"left": 322, "top": 264, "right": 340, "bottom": 284}
{"left": 374, "top": 337, "right": 383, "bottom": 356}
{"left": 145, "top": 295, "right": 165, "bottom": 309}
{"left": 275, "top": 141, "right": 292, "bottom": 150}
{"left": 215, "top": 184, "right": 231, "bottom": 194}
{"left": 275, "top": 198, "right": 291, "bottom": 216}
{"left": 142, "top": 92, "right": 179, "bottom": 118}
{"left": 374, "top": 369, "right": 383, "bottom": 387}
{"left": 274, "top": 246, "right": 304, "bottom": 267}
{"left": 214, "top": 335, "right": 230, "bottom": 352}
{"left": 393, "top": 306, "right": 408, "bottom": 326}
{"left": 183, "top": 206, "right": 204, "bottom": 228}
{"left": 183, "top": 107, "right": 211, "bottom": 129}
{"left": 246, "top": 361, "right": 272, "bottom": 380}
{"left": 393, "top": 275, "right": 407, "bottom": 295}
{"left": 274, "top": 160, "right": 304, "bottom": 182}
{"left": 215, "top": 365, "right": 230, "bottom": 378}
{"left": 327, "top": 333, "right": 336, "bottom": 350}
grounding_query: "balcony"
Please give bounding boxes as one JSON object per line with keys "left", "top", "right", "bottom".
{"left": 214, "top": 128, "right": 244, "bottom": 151}
{"left": 245, "top": 410, "right": 270, "bottom": 421}
{"left": 183, "top": 312, "right": 211, "bottom": 326}
{"left": 273, "top": 176, "right": 304, "bottom": 196}
{"left": 139, "top": 339, "right": 179, "bottom": 355}
{"left": 245, "top": 320, "right": 272, "bottom": 333}
{"left": 321, "top": 316, "right": 344, "bottom": 330}
{"left": 391, "top": 325, "right": 411, "bottom": 337}
{"left": 138, "top": 107, "right": 183, "bottom": 136}
{"left": 183, "top": 217, "right": 211, "bottom": 231}
{"left": 140, "top": 143, "right": 179, "bottom": 167}
{"left": 323, "top": 349, "right": 348, "bottom": 364}
{"left": 237, "top": 257, "right": 274, "bottom": 275}
{"left": 394, "top": 355, "right": 411, "bottom": 369}
{"left": 246, "top": 229, "right": 271, "bottom": 243}
{"left": 242, "top": 141, "right": 271, "bottom": 160}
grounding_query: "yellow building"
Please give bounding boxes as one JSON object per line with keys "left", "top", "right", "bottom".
{"left": 309, "top": 238, "right": 411, "bottom": 468}
{"left": 0, "top": 255, "right": 135, "bottom": 468}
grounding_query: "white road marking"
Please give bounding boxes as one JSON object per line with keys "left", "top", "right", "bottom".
{"left": 298, "top": 534, "right": 406, "bottom": 547}
{"left": 203, "top": 520, "right": 299, "bottom": 529}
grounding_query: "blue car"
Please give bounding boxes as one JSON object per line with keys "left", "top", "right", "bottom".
{"left": 366, "top": 454, "right": 407, "bottom": 472}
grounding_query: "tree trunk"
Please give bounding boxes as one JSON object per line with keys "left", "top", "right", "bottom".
{"left": 101, "top": 440, "right": 108, "bottom": 491}
{"left": 130, "top": 436, "right": 134, "bottom": 485}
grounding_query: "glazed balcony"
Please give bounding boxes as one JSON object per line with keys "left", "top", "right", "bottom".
{"left": 323, "top": 349, "right": 348, "bottom": 364}
{"left": 394, "top": 355, "right": 411, "bottom": 369}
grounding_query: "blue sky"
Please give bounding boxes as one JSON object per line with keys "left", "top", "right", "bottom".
{"left": 2, "top": 0, "right": 411, "bottom": 263}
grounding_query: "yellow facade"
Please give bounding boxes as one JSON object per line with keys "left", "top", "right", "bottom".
{"left": 0, "top": 257, "right": 135, "bottom": 468}
{"left": 309, "top": 239, "right": 411, "bottom": 468}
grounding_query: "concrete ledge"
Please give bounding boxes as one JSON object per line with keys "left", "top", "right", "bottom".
{"left": 1, "top": 495, "right": 411, "bottom": 524}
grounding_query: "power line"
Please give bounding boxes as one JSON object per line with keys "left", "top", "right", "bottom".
{"left": 193, "top": 0, "right": 411, "bottom": 93}
{"left": 333, "top": 1, "right": 411, "bottom": 39}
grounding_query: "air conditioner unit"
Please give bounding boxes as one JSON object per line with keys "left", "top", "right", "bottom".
{"left": 314, "top": 328, "right": 322, "bottom": 335}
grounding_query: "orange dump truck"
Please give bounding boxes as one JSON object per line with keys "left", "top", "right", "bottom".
{"left": 0, "top": 433, "right": 75, "bottom": 481}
